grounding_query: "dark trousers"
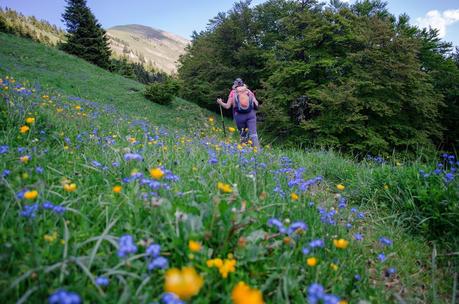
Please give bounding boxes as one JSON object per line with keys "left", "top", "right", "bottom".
{"left": 234, "top": 110, "right": 259, "bottom": 148}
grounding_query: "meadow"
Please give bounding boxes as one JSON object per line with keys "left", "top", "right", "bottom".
{"left": 0, "top": 33, "right": 458, "bottom": 304}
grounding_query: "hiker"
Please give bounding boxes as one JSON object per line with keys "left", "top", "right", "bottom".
{"left": 217, "top": 78, "right": 260, "bottom": 148}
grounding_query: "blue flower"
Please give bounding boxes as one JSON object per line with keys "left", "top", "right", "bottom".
{"left": 307, "top": 283, "right": 325, "bottom": 304}
{"left": 444, "top": 173, "right": 454, "bottom": 183}
{"left": 20, "top": 203, "right": 39, "bottom": 218}
{"left": 0, "top": 145, "right": 9, "bottom": 154}
{"left": 48, "top": 289, "right": 81, "bottom": 304}
{"left": 95, "top": 276, "right": 110, "bottom": 286}
{"left": 2, "top": 169, "right": 10, "bottom": 178}
{"left": 35, "top": 166, "right": 44, "bottom": 174}
{"left": 161, "top": 292, "right": 185, "bottom": 304}
{"left": 146, "top": 243, "right": 161, "bottom": 258}
{"left": 302, "top": 247, "right": 310, "bottom": 255}
{"left": 287, "top": 221, "right": 307, "bottom": 235}
{"left": 354, "top": 274, "right": 361, "bottom": 281}
{"left": 338, "top": 197, "right": 347, "bottom": 209}
{"left": 91, "top": 160, "right": 102, "bottom": 167}
{"left": 379, "top": 237, "right": 393, "bottom": 246}
{"left": 309, "top": 239, "right": 324, "bottom": 248}
{"left": 353, "top": 233, "right": 363, "bottom": 241}
{"left": 385, "top": 267, "right": 396, "bottom": 277}
{"left": 118, "top": 235, "right": 137, "bottom": 258}
{"left": 148, "top": 256, "right": 169, "bottom": 270}
{"left": 123, "top": 153, "right": 143, "bottom": 162}
{"left": 378, "top": 253, "right": 386, "bottom": 262}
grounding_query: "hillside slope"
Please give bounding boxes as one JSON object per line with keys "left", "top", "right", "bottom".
{"left": 107, "top": 24, "right": 189, "bottom": 74}
{"left": 0, "top": 33, "right": 206, "bottom": 129}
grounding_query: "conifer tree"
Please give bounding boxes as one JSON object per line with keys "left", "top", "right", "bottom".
{"left": 61, "top": 0, "right": 111, "bottom": 69}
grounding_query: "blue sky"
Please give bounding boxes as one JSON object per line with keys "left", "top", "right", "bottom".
{"left": 2, "top": 0, "right": 458, "bottom": 46}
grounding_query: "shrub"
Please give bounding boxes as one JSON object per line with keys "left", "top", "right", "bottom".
{"left": 144, "top": 79, "right": 179, "bottom": 105}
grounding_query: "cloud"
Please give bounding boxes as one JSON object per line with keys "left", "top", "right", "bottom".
{"left": 415, "top": 9, "right": 459, "bottom": 37}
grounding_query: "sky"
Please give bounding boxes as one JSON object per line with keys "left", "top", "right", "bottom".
{"left": 1, "top": 0, "right": 458, "bottom": 46}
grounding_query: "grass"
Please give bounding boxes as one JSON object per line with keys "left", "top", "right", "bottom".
{"left": 0, "top": 33, "right": 457, "bottom": 303}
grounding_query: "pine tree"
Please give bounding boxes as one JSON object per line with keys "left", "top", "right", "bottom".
{"left": 61, "top": 0, "right": 111, "bottom": 69}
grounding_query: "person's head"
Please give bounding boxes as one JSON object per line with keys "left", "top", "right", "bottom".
{"left": 236, "top": 84, "right": 248, "bottom": 94}
{"left": 232, "top": 78, "right": 244, "bottom": 89}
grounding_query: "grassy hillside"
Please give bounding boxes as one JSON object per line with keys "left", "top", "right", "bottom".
{"left": 0, "top": 33, "right": 457, "bottom": 303}
{"left": 0, "top": 33, "right": 210, "bottom": 130}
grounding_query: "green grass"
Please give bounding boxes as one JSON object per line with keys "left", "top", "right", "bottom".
{"left": 0, "top": 33, "right": 457, "bottom": 303}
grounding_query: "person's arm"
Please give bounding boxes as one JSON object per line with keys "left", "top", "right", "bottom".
{"left": 217, "top": 91, "right": 234, "bottom": 110}
{"left": 249, "top": 90, "right": 259, "bottom": 107}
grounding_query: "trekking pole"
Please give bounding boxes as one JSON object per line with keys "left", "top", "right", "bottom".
{"left": 219, "top": 104, "right": 227, "bottom": 138}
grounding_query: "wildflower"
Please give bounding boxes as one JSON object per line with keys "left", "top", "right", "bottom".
{"left": 208, "top": 117, "right": 214, "bottom": 123}
{"left": 164, "top": 267, "right": 204, "bottom": 300}
{"left": 148, "top": 256, "right": 169, "bottom": 270}
{"left": 384, "top": 184, "right": 389, "bottom": 190}
{"left": 2, "top": 169, "right": 11, "bottom": 177}
{"left": 330, "top": 263, "right": 338, "bottom": 271}
{"left": 385, "top": 267, "right": 397, "bottom": 277}
{"left": 307, "top": 257, "right": 318, "bottom": 267}
{"left": 20, "top": 125, "right": 30, "bottom": 134}
{"left": 207, "top": 258, "right": 223, "bottom": 268}
{"left": 231, "top": 281, "right": 264, "bottom": 304}
{"left": 44, "top": 232, "right": 58, "bottom": 243}
{"left": 217, "top": 182, "right": 233, "bottom": 193}
{"left": 309, "top": 239, "right": 325, "bottom": 248}
{"left": 48, "top": 289, "right": 81, "bottom": 304}
{"left": 188, "top": 240, "right": 202, "bottom": 252}
{"left": 333, "top": 239, "right": 349, "bottom": 249}
{"left": 228, "top": 127, "right": 236, "bottom": 133}
{"left": 118, "top": 235, "right": 137, "bottom": 258}
{"left": 161, "top": 293, "right": 185, "bottom": 304}
{"left": 377, "top": 253, "right": 386, "bottom": 262}
{"left": 336, "top": 184, "right": 345, "bottom": 191}
{"left": 36, "top": 166, "right": 44, "bottom": 174}
{"left": 146, "top": 243, "right": 161, "bottom": 257}
{"left": 379, "top": 237, "right": 393, "bottom": 247}
{"left": 0, "top": 145, "right": 9, "bottom": 154}
{"left": 23, "top": 189, "right": 38, "bottom": 200}
{"left": 150, "top": 167, "right": 165, "bottom": 180}
{"left": 307, "top": 283, "right": 340, "bottom": 304}
{"left": 20, "top": 155, "right": 30, "bottom": 163}
{"left": 219, "top": 258, "right": 237, "bottom": 278}
{"left": 290, "top": 192, "right": 299, "bottom": 201}
{"left": 63, "top": 183, "right": 77, "bottom": 192}
{"left": 267, "top": 218, "right": 286, "bottom": 234}
{"left": 287, "top": 221, "right": 307, "bottom": 235}
{"left": 113, "top": 185, "right": 122, "bottom": 193}
{"left": 26, "top": 117, "right": 35, "bottom": 124}
{"left": 353, "top": 233, "right": 363, "bottom": 241}
{"left": 95, "top": 276, "right": 109, "bottom": 286}
{"left": 124, "top": 153, "right": 143, "bottom": 161}
{"left": 20, "top": 203, "right": 39, "bottom": 218}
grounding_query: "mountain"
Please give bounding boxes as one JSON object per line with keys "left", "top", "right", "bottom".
{"left": 107, "top": 24, "right": 189, "bottom": 74}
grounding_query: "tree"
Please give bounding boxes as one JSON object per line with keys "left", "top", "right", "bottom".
{"left": 61, "top": 0, "right": 111, "bottom": 69}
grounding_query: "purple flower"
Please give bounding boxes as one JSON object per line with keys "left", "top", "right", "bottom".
{"left": 148, "top": 256, "right": 169, "bottom": 270}
{"left": 307, "top": 283, "right": 325, "bottom": 304}
{"left": 35, "top": 166, "right": 44, "bottom": 174}
{"left": 42, "top": 201, "right": 55, "bottom": 210}
{"left": 378, "top": 253, "right": 386, "bottom": 262}
{"left": 309, "top": 239, "right": 324, "bottom": 248}
{"left": 302, "top": 247, "right": 310, "bottom": 255}
{"left": 95, "top": 276, "right": 109, "bottom": 286}
{"left": 118, "top": 235, "right": 137, "bottom": 258}
{"left": 2, "top": 169, "right": 10, "bottom": 177}
{"left": 354, "top": 274, "right": 361, "bottom": 281}
{"left": 379, "top": 237, "right": 393, "bottom": 246}
{"left": 444, "top": 173, "right": 454, "bottom": 183}
{"left": 308, "top": 201, "right": 315, "bottom": 207}
{"left": 353, "top": 233, "right": 363, "bottom": 241}
{"left": 91, "top": 160, "right": 102, "bottom": 167}
{"left": 287, "top": 221, "right": 307, "bottom": 235}
{"left": 161, "top": 292, "right": 185, "bottom": 304}
{"left": 385, "top": 267, "right": 397, "bottom": 277}
{"left": 112, "top": 161, "right": 120, "bottom": 167}
{"left": 20, "top": 203, "right": 39, "bottom": 218}
{"left": 146, "top": 243, "right": 161, "bottom": 258}
{"left": 124, "top": 153, "right": 143, "bottom": 162}
{"left": 0, "top": 145, "right": 9, "bottom": 154}
{"left": 338, "top": 197, "right": 347, "bottom": 209}
{"left": 52, "top": 205, "right": 66, "bottom": 215}
{"left": 48, "top": 290, "right": 81, "bottom": 304}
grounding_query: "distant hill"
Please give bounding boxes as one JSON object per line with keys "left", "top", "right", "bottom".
{"left": 107, "top": 24, "right": 190, "bottom": 74}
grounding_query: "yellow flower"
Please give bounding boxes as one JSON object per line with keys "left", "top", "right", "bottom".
{"left": 217, "top": 182, "right": 233, "bottom": 193}
{"left": 333, "top": 239, "right": 349, "bottom": 249}
{"left": 307, "top": 257, "right": 318, "bottom": 267}
{"left": 42, "top": 95, "right": 50, "bottom": 100}
{"left": 330, "top": 263, "right": 339, "bottom": 271}
{"left": 19, "top": 125, "right": 30, "bottom": 134}
{"left": 74, "top": 105, "right": 81, "bottom": 110}
{"left": 20, "top": 155, "right": 30, "bottom": 163}
{"left": 384, "top": 184, "right": 389, "bottom": 190}
{"left": 232, "top": 281, "right": 264, "bottom": 304}
{"left": 208, "top": 117, "right": 214, "bottom": 123}
{"left": 22, "top": 172, "right": 29, "bottom": 179}
{"left": 3, "top": 86, "right": 8, "bottom": 91}
{"left": 57, "top": 108, "right": 64, "bottom": 113}
{"left": 44, "top": 232, "right": 58, "bottom": 243}
{"left": 228, "top": 127, "right": 236, "bottom": 133}
{"left": 25, "top": 117, "right": 35, "bottom": 124}
{"left": 290, "top": 192, "right": 299, "bottom": 201}
{"left": 336, "top": 184, "right": 345, "bottom": 191}
{"left": 24, "top": 190, "right": 38, "bottom": 200}
{"left": 219, "top": 258, "right": 237, "bottom": 278}
{"left": 188, "top": 240, "right": 202, "bottom": 252}
{"left": 150, "top": 167, "right": 165, "bottom": 180}
{"left": 338, "top": 301, "right": 348, "bottom": 304}
{"left": 63, "top": 183, "right": 77, "bottom": 192}
{"left": 164, "top": 267, "right": 204, "bottom": 300}
{"left": 207, "top": 258, "right": 223, "bottom": 268}
{"left": 113, "top": 185, "right": 122, "bottom": 193}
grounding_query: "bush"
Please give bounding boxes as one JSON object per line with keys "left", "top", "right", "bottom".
{"left": 144, "top": 79, "right": 179, "bottom": 105}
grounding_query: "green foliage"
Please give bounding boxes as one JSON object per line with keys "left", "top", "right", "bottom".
{"left": 145, "top": 79, "right": 180, "bottom": 105}
{"left": 178, "top": 0, "right": 459, "bottom": 155}
{"left": 60, "top": 0, "right": 111, "bottom": 69}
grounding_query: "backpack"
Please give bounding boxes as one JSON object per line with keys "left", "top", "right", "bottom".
{"left": 233, "top": 88, "right": 253, "bottom": 113}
